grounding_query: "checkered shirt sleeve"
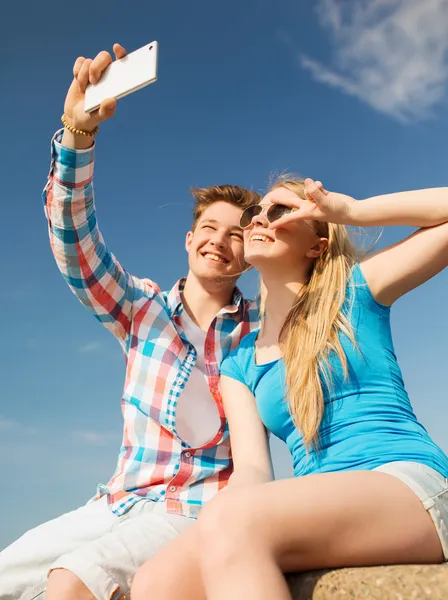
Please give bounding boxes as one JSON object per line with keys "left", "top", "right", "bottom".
{"left": 42, "top": 130, "right": 158, "bottom": 342}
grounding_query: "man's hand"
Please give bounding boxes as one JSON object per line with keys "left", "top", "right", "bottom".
{"left": 62, "top": 43, "right": 127, "bottom": 148}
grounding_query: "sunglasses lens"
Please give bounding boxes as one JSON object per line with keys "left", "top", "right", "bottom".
{"left": 240, "top": 204, "right": 262, "bottom": 228}
{"left": 267, "top": 204, "right": 293, "bottom": 223}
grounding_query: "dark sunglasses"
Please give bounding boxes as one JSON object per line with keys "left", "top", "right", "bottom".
{"left": 240, "top": 203, "right": 296, "bottom": 229}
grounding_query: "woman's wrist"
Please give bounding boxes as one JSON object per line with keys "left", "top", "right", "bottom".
{"left": 344, "top": 198, "right": 363, "bottom": 226}
{"left": 345, "top": 196, "right": 393, "bottom": 227}
{"left": 228, "top": 468, "right": 272, "bottom": 489}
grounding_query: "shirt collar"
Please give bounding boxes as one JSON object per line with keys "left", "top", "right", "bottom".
{"left": 219, "top": 286, "right": 244, "bottom": 317}
{"left": 166, "top": 279, "right": 186, "bottom": 318}
{"left": 166, "top": 279, "right": 245, "bottom": 320}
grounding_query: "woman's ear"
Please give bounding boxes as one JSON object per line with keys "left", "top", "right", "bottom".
{"left": 305, "top": 237, "right": 328, "bottom": 259}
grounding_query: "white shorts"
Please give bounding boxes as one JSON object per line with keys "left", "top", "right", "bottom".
{"left": 374, "top": 461, "right": 448, "bottom": 560}
{"left": 0, "top": 497, "right": 193, "bottom": 600}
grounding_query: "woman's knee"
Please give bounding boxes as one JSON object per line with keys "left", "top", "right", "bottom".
{"left": 131, "top": 558, "right": 171, "bottom": 600}
{"left": 197, "top": 492, "right": 265, "bottom": 566}
{"left": 131, "top": 563, "right": 153, "bottom": 600}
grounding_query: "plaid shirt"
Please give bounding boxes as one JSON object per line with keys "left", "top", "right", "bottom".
{"left": 42, "top": 130, "right": 259, "bottom": 518}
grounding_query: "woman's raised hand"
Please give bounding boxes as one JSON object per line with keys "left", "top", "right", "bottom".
{"left": 270, "top": 178, "right": 357, "bottom": 228}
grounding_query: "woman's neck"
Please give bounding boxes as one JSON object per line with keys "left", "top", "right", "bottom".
{"left": 260, "top": 270, "right": 308, "bottom": 342}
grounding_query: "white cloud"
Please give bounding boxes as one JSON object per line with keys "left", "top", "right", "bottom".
{"left": 0, "top": 416, "right": 37, "bottom": 435}
{"left": 78, "top": 341, "right": 103, "bottom": 354}
{"left": 301, "top": 0, "right": 448, "bottom": 121}
{"left": 72, "top": 430, "right": 119, "bottom": 446}
{"left": 0, "top": 417, "right": 16, "bottom": 431}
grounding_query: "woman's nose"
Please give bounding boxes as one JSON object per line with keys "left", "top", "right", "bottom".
{"left": 252, "top": 211, "right": 269, "bottom": 227}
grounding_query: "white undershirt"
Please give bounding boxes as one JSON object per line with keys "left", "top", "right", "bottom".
{"left": 175, "top": 309, "right": 221, "bottom": 447}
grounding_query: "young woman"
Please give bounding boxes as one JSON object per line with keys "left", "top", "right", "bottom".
{"left": 131, "top": 178, "right": 448, "bottom": 600}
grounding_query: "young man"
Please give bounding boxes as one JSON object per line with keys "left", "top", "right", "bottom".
{"left": 0, "top": 44, "right": 260, "bottom": 600}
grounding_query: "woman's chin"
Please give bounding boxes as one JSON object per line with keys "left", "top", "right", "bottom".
{"left": 244, "top": 249, "right": 276, "bottom": 269}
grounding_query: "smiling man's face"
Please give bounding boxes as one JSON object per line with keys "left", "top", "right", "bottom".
{"left": 186, "top": 201, "right": 246, "bottom": 284}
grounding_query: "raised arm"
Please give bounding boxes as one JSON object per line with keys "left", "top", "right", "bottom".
{"left": 332, "top": 185, "right": 448, "bottom": 305}
{"left": 271, "top": 180, "right": 448, "bottom": 306}
{"left": 220, "top": 375, "right": 273, "bottom": 489}
{"left": 270, "top": 179, "right": 448, "bottom": 230}
{"left": 349, "top": 187, "right": 448, "bottom": 229}
{"left": 43, "top": 44, "right": 158, "bottom": 342}
{"left": 346, "top": 186, "right": 448, "bottom": 304}
{"left": 359, "top": 221, "right": 448, "bottom": 306}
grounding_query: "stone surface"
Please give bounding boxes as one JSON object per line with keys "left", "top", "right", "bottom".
{"left": 287, "top": 564, "right": 448, "bottom": 599}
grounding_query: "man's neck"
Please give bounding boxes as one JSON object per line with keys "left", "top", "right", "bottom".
{"left": 182, "top": 272, "right": 237, "bottom": 331}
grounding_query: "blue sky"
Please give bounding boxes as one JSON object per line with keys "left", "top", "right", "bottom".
{"left": 1, "top": 0, "right": 448, "bottom": 548}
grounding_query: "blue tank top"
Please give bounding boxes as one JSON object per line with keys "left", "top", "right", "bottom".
{"left": 220, "top": 264, "right": 448, "bottom": 477}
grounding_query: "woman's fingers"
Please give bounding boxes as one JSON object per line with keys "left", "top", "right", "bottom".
{"left": 305, "top": 179, "right": 328, "bottom": 206}
{"left": 314, "top": 180, "right": 330, "bottom": 196}
{"left": 269, "top": 207, "right": 317, "bottom": 229}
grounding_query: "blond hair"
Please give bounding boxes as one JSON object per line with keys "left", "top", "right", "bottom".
{"left": 267, "top": 177, "right": 361, "bottom": 448}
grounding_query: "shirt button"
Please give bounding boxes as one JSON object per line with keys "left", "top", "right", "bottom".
{"left": 184, "top": 451, "right": 191, "bottom": 459}
{"left": 169, "top": 485, "right": 176, "bottom": 493}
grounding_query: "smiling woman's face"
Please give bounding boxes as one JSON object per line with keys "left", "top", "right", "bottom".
{"left": 243, "top": 187, "right": 323, "bottom": 273}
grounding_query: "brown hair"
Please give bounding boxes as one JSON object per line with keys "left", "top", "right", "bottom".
{"left": 191, "top": 185, "right": 261, "bottom": 230}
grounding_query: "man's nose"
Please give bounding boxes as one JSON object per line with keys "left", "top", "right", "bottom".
{"left": 210, "top": 231, "right": 227, "bottom": 248}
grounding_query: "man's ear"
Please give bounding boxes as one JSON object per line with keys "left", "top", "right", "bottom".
{"left": 305, "top": 237, "right": 328, "bottom": 259}
{"left": 185, "top": 231, "right": 193, "bottom": 253}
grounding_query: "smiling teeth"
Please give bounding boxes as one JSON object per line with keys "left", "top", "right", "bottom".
{"left": 204, "top": 253, "right": 226, "bottom": 263}
{"left": 250, "top": 235, "right": 273, "bottom": 243}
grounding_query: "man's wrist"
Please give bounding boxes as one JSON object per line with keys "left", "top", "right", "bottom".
{"left": 61, "top": 128, "right": 95, "bottom": 150}
{"left": 51, "top": 129, "right": 95, "bottom": 187}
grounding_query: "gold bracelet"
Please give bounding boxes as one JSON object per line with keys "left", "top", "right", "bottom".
{"left": 61, "top": 114, "right": 99, "bottom": 137}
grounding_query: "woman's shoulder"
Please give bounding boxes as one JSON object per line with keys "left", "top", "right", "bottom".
{"left": 230, "top": 329, "right": 259, "bottom": 360}
{"left": 239, "top": 329, "right": 260, "bottom": 347}
{"left": 346, "top": 263, "right": 390, "bottom": 315}
{"left": 220, "top": 330, "right": 259, "bottom": 376}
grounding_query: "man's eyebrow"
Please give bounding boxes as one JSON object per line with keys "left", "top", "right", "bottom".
{"left": 200, "top": 219, "right": 219, "bottom": 225}
{"left": 201, "top": 219, "right": 242, "bottom": 229}
{"left": 199, "top": 218, "right": 243, "bottom": 233}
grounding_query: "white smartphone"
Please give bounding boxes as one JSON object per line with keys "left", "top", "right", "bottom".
{"left": 84, "top": 41, "right": 159, "bottom": 113}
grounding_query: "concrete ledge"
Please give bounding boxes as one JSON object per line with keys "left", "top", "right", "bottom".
{"left": 287, "top": 564, "right": 448, "bottom": 599}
